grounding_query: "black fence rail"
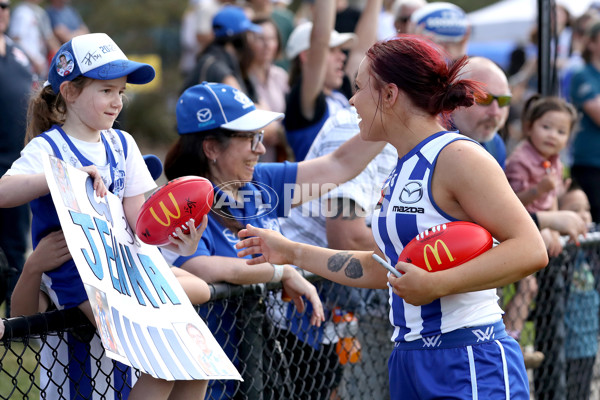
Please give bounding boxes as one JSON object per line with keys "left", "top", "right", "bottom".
{"left": 2, "top": 234, "right": 600, "bottom": 399}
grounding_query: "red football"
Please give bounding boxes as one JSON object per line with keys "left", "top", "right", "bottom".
{"left": 136, "top": 176, "right": 214, "bottom": 246}
{"left": 398, "top": 221, "right": 493, "bottom": 272}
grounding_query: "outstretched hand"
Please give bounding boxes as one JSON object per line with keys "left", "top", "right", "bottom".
{"left": 236, "top": 224, "right": 294, "bottom": 265}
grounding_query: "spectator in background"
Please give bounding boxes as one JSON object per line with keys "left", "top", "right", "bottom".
{"left": 450, "top": 57, "right": 511, "bottom": 168}
{"left": 508, "top": 1, "right": 573, "bottom": 109}
{"left": 182, "top": 5, "right": 260, "bottom": 99}
{"left": 569, "top": 20, "right": 600, "bottom": 224}
{"left": 245, "top": 0, "right": 295, "bottom": 71}
{"left": 409, "top": 1, "right": 469, "bottom": 62}
{"left": 8, "top": 0, "right": 60, "bottom": 77}
{"left": 179, "top": 0, "right": 205, "bottom": 77}
{"left": 334, "top": 0, "right": 361, "bottom": 34}
{"left": 560, "top": 10, "right": 599, "bottom": 101}
{"left": 376, "top": 0, "right": 397, "bottom": 40}
{"left": 392, "top": 0, "right": 426, "bottom": 35}
{"left": 178, "top": 0, "right": 233, "bottom": 76}
{"left": 45, "top": 0, "right": 89, "bottom": 44}
{"left": 246, "top": 17, "right": 290, "bottom": 162}
{"left": 559, "top": 184, "right": 599, "bottom": 400}
{"left": 284, "top": 0, "right": 381, "bottom": 161}
{"left": 0, "top": 0, "right": 37, "bottom": 317}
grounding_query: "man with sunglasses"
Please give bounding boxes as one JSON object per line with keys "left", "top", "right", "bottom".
{"left": 0, "top": 0, "right": 36, "bottom": 316}
{"left": 450, "top": 56, "right": 512, "bottom": 169}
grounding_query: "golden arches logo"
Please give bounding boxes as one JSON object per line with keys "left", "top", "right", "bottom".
{"left": 149, "top": 192, "right": 181, "bottom": 227}
{"left": 423, "top": 240, "right": 455, "bottom": 271}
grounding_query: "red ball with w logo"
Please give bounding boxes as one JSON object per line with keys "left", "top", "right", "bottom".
{"left": 136, "top": 176, "right": 214, "bottom": 245}
{"left": 398, "top": 221, "right": 493, "bottom": 272}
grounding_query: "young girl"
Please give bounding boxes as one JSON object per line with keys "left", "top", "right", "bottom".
{"left": 506, "top": 95, "right": 577, "bottom": 216}
{"left": 0, "top": 33, "right": 208, "bottom": 399}
{"left": 503, "top": 95, "right": 578, "bottom": 345}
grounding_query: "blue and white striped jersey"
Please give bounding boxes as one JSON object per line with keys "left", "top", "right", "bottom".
{"left": 371, "top": 131, "right": 503, "bottom": 343}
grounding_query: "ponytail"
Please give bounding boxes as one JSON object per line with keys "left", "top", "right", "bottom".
{"left": 25, "top": 85, "right": 64, "bottom": 144}
{"left": 24, "top": 76, "right": 91, "bottom": 144}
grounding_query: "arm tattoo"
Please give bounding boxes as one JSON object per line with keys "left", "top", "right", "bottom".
{"left": 327, "top": 252, "right": 352, "bottom": 272}
{"left": 345, "top": 258, "right": 364, "bottom": 279}
{"left": 329, "top": 198, "right": 364, "bottom": 221}
{"left": 326, "top": 251, "right": 364, "bottom": 280}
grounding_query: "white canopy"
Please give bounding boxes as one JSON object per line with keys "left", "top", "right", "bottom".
{"left": 467, "top": 0, "right": 595, "bottom": 43}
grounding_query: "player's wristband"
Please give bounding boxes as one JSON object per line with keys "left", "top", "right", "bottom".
{"left": 270, "top": 264, "right": 284, "bottom": 283}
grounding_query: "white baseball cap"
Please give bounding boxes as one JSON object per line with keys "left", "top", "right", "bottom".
{"left": 48, "top": 33, "right": 155, "bottom": 93}
{"left": 285, "top": 22, "right": 356, "bottom": 60}
{"left": 410, "top": 2, "right": 469, "bottom": 43}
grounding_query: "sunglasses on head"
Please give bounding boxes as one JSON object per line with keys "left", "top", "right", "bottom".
{"left": 476, "top": 93, "right": 512, "bottom": 108}
{"left": 228, "top": 130, "right": 264, "bottom": 152}
{"left": 0, "top": 2, "right": 10, "bottom": 10}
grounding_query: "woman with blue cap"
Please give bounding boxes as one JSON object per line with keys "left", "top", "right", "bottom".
{"left": 161, "top": 81, "right": 385, "bottom": 398}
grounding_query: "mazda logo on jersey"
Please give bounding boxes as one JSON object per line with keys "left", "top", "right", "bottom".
{"left": 399, "top": 182, "right": 423, "bottom": 204}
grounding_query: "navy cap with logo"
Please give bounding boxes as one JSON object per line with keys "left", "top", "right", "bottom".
{"left": 176, "top": 82, "right": 284, "bottom": 135}
{"left": 212, "top": 5, "right": 262, "bottom": 38}
{"left": 47, "top": 33, "right": 155, "bottom": 93}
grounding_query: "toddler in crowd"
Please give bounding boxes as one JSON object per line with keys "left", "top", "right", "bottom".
{"left": 559, "top": 184, "right": 598, "bottom": 399}
{"left": 503, "top": 94, "right": 578, "bottom": 343}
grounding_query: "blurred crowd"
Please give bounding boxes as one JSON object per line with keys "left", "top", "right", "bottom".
{"left": 3, "top": 0, "right": 600, "bottom": 398}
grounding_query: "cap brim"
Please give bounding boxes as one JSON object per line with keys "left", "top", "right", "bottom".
{"left": 221, "top": 109, "right": 284, "bottom": 132}
{"left": 247, "top": 23, "right": 263, "bottom": 34}
{"left": 330, "top": 32, "right": 356, "bottom": 50}
{"left": 85, "top": 60, "right": 156, "bottom": 85}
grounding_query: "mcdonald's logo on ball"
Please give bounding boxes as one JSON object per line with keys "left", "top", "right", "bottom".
{"left": 136, "top": 176, "right": 214, "bottom": 246}
{"left": 398, "top": 221, "right": 493, "bottom": 272}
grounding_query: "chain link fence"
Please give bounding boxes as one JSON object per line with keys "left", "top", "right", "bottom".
{"left": 2, "top": 234, "right": 600, "bottom": 399}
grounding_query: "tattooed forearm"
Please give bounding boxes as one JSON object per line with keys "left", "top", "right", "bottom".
{"left": 345, "top": 258, "right": 364, "bottom": 279}
{"left": 327, "top": 252, "right": 352, "bottom": 272}
{"left": 326, "top": 252, "right": 364, "bottom": 279}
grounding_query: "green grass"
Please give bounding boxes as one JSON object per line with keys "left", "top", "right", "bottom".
{"left": 1, "top": 304, "right": 41, "bottom": 400}
{"left": 501, "top": 284, "right": 536, "bottom": 347}
{"left": 0, "top": 340, "right": 41, "bottom": 399}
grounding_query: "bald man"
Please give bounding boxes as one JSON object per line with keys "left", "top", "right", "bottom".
{"left": 451, "top": 56, "right": 512, "bottom": 169}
